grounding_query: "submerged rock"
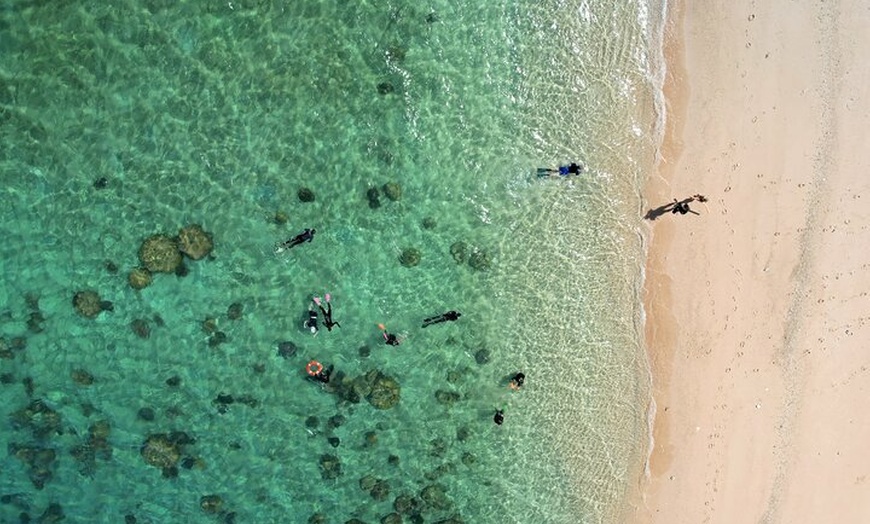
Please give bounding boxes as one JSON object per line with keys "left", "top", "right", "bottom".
{"left": 383, "top": 182, "right": 402, "bottom": 201}
{"left": 10, "top": 399, "right": 62, "bottom": 439}
{"left": 399, "top": 248, "right": 421, "bottom": 267}
{"left": 131, "top": 318, "right": 151, "bottom": 339}
{"left": 435, "top": 390, "right": 461, "bottom": 406}
{"left": 367, "top": 187, "right": 382, "bottom": 209}
{"left": 38, "top": 502, "right": 65, "bottom": 523}
{"left": 356, "top": 370, "right": 401, "bottom": 410}
{"left": 449, "top": 242, "right": 467, "bottom": 264}
{"left": 359, "top": 474, "right": 378, "bottom": 492}
{"left": 272, "top": 210, "right": 289, "bottom": 225}
{"left": 420, "top": 484, "right": 452, "bottom": 511}
{"left": 71, "top": 369, "right": 95, "bottom": 386}
{"left": 227, "top": 302, "right": 244, "bottom": 320}
{"left": 128, "top": 268, "right": 152, "bottom": 290}
{"left": 200, "top": 494, "right": 223, "bottom": 514}
{"left": 381, "top": 512, "right": 402, "bottom": 524}
{"left": 370, "top": 479, "right": 391, "bottom": 501}
{"left": 178, "top": 224, "right": 214, "bottom": 260}
{"left": 141, "top": 434, "right": 181, "bottom": 471}
{"left": 319, "top": 453, "right": 342, "bottom": 480}
{"left": 137, "top": 407, "right": 155, "bottom": 422}
{"left": 140, "top": 432, "right": 194, "bottom": 477}
{"left": 277, "top": 341, "right": 298, "bottom": 359}
{"left": 298, "top": 187, "right": 316, "bottom": 202}
{"left": 394, "top": 494, "right": 422, "bottom": 515}
{"left": 9, "top": 443, "right": 57, "bottom": 489}
{"left": 139, "top": 234, "right": 182, "bottom": 273}
{"left": 326, "top": 414, "right": 346, "bottom": 430}
{"left": 468, "top": 249, "right": 491, "bottom": 271}
{"left": 27, "top": 311, "right": 45, "bottom": 333}
{"left": 73, "top": 290, "right": 104, "bottom": 318}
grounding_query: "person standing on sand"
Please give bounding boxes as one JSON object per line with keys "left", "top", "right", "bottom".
{"left": 671, "top": 199, "right": 691, "bottom": 215}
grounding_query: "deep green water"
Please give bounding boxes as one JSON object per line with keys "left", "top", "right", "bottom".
{"left": 0, "top": 0, "right": 664, "bottom": 522}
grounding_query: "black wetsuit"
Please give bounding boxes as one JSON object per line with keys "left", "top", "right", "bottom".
{"left": 318, "top": 302, "right": 341, "bottom": 331}
{"left": 304, "top": 309, "right": 318, "bottom": 333}
{"left": 511, "top": 373, "right": 525, "bottom": 389}
{"left": 384, "top": 333, "right": 400, "bottom": 346}
{"left": 311, "top": 364, "right": 333, "bottom": 384}
{"left": 279, "top": 228, "right": 316, "bottom": 250}
{"left": 422, "top": 310, "right": 462, "bottom": 327}
{"left": 493, "top": 410, "right": 505, "bottom": 425}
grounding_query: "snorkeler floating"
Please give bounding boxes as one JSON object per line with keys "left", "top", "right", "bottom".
{"left": 378, "top": 324, "right": 402, "bottom": 346}
{"left": 509, "top": 372, "right": 525, "bottom": 391}
{"left": 275, "top": 228, "right": 316, "bottom": 253}
{"left": 313, "top": 294, "right": 341, "bottom": 331}
{"left": 493, "top": 409, "right": 505, "bottom": 425}
{"left": 422, "top": 310, "right": 461, "bottom": 328}
{"left": 537, "top": 162, "right": 584, "bottom": 178}
{"left": 304, "top": 303, "right": 319, "bottom": 335}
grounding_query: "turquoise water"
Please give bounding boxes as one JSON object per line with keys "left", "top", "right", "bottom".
{"left": 0, "top": 1, "right": 663, "bottom": 523}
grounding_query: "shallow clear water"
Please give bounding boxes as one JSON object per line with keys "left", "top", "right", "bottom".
{"left": 0, "top": 0, "right": 663, "bottom": 522}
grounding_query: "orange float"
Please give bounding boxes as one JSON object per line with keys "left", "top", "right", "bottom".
{"left": 306, "top": 360, "right": 323, "bottom": 376}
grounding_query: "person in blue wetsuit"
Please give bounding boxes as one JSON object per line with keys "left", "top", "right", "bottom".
{"left": 538, "top": 163, "right": 583, "bottom": 178}
{"left": 559, "top": 162, "right": 583, "bottom": 176}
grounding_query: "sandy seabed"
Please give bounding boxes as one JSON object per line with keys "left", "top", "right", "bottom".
{"left": 631, "top": 0, "right": 870, "bottom": 522}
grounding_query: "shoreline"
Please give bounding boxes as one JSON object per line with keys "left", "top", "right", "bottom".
{"left": 631, "top": 0, "right": 870, "bottom": 522}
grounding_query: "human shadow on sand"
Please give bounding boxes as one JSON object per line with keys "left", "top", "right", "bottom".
{"left": 644, "top": 198, "right": 699, "bottom": 220}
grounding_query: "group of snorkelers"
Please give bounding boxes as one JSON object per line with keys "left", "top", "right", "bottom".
{"left": 275, "top": 219, "right": 526, "bottom": 424}
{"left": 304, "top": 294, "right": 341, "bottom": 335}
{"left": 298, "top": 291, "right": 523, "bottom": 424}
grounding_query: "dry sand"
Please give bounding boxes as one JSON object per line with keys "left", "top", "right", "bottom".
{"left": 633, "top": 0, "right": 870, "bottom": 522}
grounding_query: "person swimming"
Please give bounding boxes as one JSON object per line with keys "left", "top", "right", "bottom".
{"left": 422, "top": 310, "right": 461, "bottom": 328}
{"left": 378, "top": 324, "right": 401, "bottom": 346}
{"left": 304, "top": 307, "right": 318, "bottom": 335}
{"left": 560, "top": 162, "right": 583, "bottom": 176}
{"left": 313, "top": 294, "right": 341, "bottom": 331}
{"left": 509, "top": 372, "right": 525, "bottom": 391}
{"left": 275, "top": 228, "right": 316, "bottom": 253}
{"left": 537, "top": 162, "right": 584, "bottom": 178}
{"left": 493, "top": 409, "right": 505, "bottom": 425}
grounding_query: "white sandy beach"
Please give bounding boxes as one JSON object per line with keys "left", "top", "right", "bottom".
{"left": 633, "top": 0, "right": 870, "bottom": 522}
